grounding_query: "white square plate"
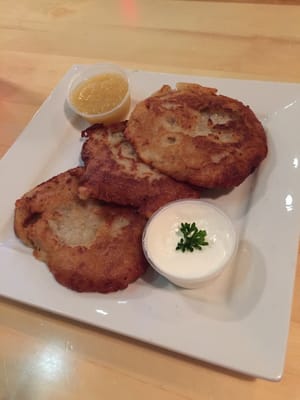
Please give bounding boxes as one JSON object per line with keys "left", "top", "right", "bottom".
{"left": 0, "top": 66, "right": 299, "bottom": 380}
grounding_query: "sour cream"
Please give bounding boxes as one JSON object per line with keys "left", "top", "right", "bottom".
{"left": 143, "top": 200, "right": 237, "bottom": 288}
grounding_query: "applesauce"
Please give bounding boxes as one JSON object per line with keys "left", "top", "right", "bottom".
{"left": 68, "top": 65, "right": 131, "bottom": 124}
{"left": 71, "top": 73, "right": 128, "bottom": 115}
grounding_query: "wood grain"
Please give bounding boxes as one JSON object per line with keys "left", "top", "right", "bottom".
{"left": 0, "top": 1, "right": 299, "bottom": 399}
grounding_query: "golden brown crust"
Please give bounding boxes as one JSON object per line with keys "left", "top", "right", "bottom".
{"left": 79, "top": 122, "right": 200, "bottom": 218}
{"left": 14, "top": 167, "right": 147, "bottom": 293}
{"left": 125, "top": 83, "right": 268, "bottom": 189}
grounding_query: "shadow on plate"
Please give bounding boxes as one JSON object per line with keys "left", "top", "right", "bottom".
{"left": 179, "top": 239, "right": 267, "bottom": 321}
{"left": 140, "top": 239, "right": 266, "bottom": 322}
{"left": 64, "top": 99, "right": 90, "bottom": 132}
{"left": 141, "top": 266, "right": 170, "bottom": 290}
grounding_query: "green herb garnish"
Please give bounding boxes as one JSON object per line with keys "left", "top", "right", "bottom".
{"left": 176, "top": 222, "right": 208, "bottom": 253}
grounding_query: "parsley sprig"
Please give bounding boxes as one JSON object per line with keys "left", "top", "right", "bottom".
{"left": 176, "top": 222, "right": 208, "bottom": 253}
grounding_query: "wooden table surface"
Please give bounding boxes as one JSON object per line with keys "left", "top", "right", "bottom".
{"left": 1, "top": 1, "right": 300, "bottom": 398}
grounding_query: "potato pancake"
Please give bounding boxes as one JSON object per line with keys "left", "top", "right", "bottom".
{"left": 79, "top": 122, "right": 200, "bottom": 217}
{"left": 14, "top": 167, "right": 147, "bottom": 293}
{"left": 125, "top": 83, "right": 268, "bottom": 188}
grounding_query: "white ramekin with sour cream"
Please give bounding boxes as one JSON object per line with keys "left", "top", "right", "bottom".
{"left": 142, "top": 199, "right": 238, "bottom": 289}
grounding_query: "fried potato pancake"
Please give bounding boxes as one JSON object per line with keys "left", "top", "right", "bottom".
{"left": 125, "top": 83, "right": 268, "bottom": 188}
{"left": 79, "top": 122, "right": 200, "bottom": 218}
{"left": 14, "top": 167, "right": 147, "bottom": 293}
